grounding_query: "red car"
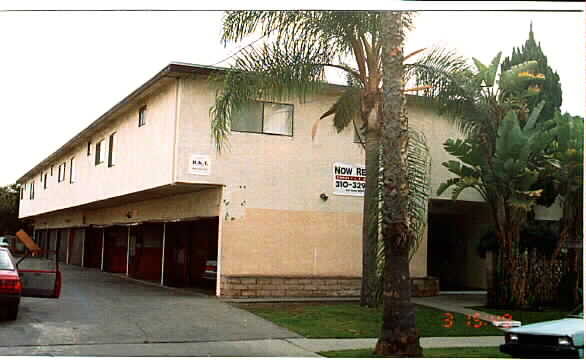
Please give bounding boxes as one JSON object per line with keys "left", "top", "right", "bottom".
{"left": 0, "top": 247, "right": 61, "bottom": 321}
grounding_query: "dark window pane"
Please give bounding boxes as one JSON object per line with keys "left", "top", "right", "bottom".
{"left": 231, "top": 102, "right": 262, "bottom": 133}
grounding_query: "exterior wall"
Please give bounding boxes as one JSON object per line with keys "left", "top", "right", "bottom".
{"left": 33, "top": 188, "right": 221, "bottom": 229}
{"left": 174, "top": 77, "right": 482, "bottom": 285}
{"left": 19, "top": 80, "right": 179, "bottom": 219}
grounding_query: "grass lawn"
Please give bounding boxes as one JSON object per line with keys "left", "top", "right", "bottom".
{"left": 319, "top": 346, "right": 510, "bottom": 358}
{"left": 471, "top": 306, "right": 571, "bottom": 326}
{"left": 236, "top": 302, "right": 504, "bottom": 338}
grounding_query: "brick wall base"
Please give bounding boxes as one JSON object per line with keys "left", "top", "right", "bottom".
{"left": 220, "top": 276, "right": 439, "bottom": 298}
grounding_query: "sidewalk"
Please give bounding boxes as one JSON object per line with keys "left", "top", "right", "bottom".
{"left": 411, "top": 293, "right": 505, "bottom": 325}
{"left": 287, "top": 336, "right": 504, "bottom": 353}
{"left": 0, "top": 336, "right": 505, "bottom": 357}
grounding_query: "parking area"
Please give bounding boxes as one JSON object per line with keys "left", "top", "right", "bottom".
{"left": 0, "top": 260, "right": 299, "bottom": 352}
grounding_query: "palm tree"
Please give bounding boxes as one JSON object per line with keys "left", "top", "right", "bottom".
{"left": 210, "top": 10, "right": 467, "bottom": 307}
{"left": 373, "top": 11, "right": 422, "bottom": 357}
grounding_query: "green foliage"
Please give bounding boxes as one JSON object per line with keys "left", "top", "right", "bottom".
{"left": 0, "top": 184, "right": 21, "bottom": 235}
{"left": 501, "top": 24, "right": 562, "bottom": 123}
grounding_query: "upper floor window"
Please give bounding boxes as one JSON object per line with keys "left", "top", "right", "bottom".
{"left": 108, "top": 132, "right": 116, "bottom": 167}
{"left": 69, "top": 157, "right": 76, "bottom": 183}
{"left": 87, "top": 141, "right": 91, "bottom": 156}
{"left": 43, "top": 172, "right": 48, "bottom": 189}
{"left": 138, "top": 105, "right": 147, "bottom": 127}
{"left": 29, "top": 182, "right": 34, "bottom": 200}
{"left": 58, "top": 162, "right": 66, "bottom": 183}
{"left": 232, "top": 101, "right": 293, "bottom": 136}
{"left": 95, "top": 139, "right": 106, "bottom": 165}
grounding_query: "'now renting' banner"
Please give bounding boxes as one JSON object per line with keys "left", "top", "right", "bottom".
{"left": 333, "top": 162, "right": 366, "bottom": 196}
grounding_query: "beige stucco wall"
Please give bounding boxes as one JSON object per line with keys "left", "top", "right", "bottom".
{"left": 19, "top": 80, "right": 179, "bottom": 219}
{"left": 33, "top": 188, "right": 221, "bottom": 230}
{"left": 174, "top": 77, "right": 483, "bottom": 279}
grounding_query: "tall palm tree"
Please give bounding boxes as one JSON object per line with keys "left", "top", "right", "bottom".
{"left": 374, "top": 11, "right": 422, "bottom": 356}
{"left": 210, "top": 10, "right": 467, "bottom": 307}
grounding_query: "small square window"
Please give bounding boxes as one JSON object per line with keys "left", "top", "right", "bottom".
{"left": 138, "top": 106, "right": 147, "bottom": 127}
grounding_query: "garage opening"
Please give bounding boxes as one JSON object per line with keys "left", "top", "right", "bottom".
{"left": 163, "top": 218, "right": 218, "bottom": 291}
{"left": 68, "top": 228, "right": 84, "bottom": 266}
{"left": 427, "top": 200, "right": 490, "bottom": 291}
{"left": 84, "top": 227, "right": 103, "bottom": 269}
{"left": 103, "top": 226, "right": 128, "bottom": 273}
{"left": 128, "top": 223, "right": 163, "bottom": 282}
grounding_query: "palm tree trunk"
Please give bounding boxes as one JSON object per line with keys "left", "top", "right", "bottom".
{"left": 374, "top": 11, "right": 422, "bottom": 357}
{"left": 361, "top": 126, "right": 381, "bottom": 307}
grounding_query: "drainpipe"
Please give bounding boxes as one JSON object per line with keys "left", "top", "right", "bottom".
{"left": 160, "top": 223, "right": 166, "bottom": 286}
{"left": 100, "top": 229, "right": 105, "bottom": 271}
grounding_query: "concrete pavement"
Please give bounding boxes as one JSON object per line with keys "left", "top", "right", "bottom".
{"left": 288, "top": 336, "right": 504, "bottom": 353}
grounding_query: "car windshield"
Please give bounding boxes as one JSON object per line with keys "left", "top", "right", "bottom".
{"left": 0, "top": 251, "right": 15, "bottom": 271}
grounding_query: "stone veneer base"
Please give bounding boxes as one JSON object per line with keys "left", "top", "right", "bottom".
{"left": 220, "top": 275, "right": 439, "bottom": 298}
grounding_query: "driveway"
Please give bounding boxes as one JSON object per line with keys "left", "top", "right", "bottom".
{"left": 0, "top": 261, "right": 305, "bottom": 356}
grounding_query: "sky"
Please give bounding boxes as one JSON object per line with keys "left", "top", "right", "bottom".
{"left": 0, "top": 1, "right": 584, "bottom": 186}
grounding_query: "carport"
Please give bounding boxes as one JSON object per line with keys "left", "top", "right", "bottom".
{"left": 162, "top": 218, "right": 218, "bottom": 289}
{"left": 103, "top": 226, "right": 128, "bottom": 273}
{"left": 68, "top": 228, "right": 85, "bottom": 266}
{"left": 84, "top": 227, "right": 103, "bottom": 269}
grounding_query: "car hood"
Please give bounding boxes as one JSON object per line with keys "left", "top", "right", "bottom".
{"left": 508, "top": 317, "right": 584, "bottom": 339}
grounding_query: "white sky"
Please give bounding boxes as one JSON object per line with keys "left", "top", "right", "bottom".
{"left": 0, "top": 1, "right": 584, "bottom": 186}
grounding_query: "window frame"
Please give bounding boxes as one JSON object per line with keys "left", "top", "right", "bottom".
{"left": 231, "top": 100, "right": 294, "bottom": 137}
{"left": 29, "top": 181, "right": 34, "bottom": 200}
{"left": 95, "top": 138, "right": 105, "bottom": 165}
{"left": 107, "top": 132, "right": 116, "bottom": 167}
{"left": 69, "top": 157, "right": 76, "bottom": 183}
{"left": 138, "top": 105, "right": 147, "bottom": 127}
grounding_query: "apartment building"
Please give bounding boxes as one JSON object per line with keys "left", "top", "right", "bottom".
{"left": 17, "top": 62, "right": 495, "bottom": 297}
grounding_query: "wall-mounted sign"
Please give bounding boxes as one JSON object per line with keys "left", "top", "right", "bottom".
{"left": 333, "top": 162, "right": 366, "bottom": 196}
{"left": 189, "top": 154, "right": 211, "bottom": 176}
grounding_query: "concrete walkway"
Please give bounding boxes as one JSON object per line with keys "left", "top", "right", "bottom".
{"left": 412, "top": 294, "right": 506, "bottom": 325}
{"left": 288, "top": 336, "right": 504, "bottom": 353}
{"left": 0, "top": 336, "right": 505, "bottom": 356}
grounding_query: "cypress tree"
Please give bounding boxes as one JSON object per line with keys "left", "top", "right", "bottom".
{"left": 501, "top": 22, "right": 562, "bottom": 122}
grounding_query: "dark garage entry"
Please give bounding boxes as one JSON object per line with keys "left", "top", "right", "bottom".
{"left": 128, "top": 223, "right": 163, "bottom": 282}
{"left": 68, "top": 228, "right": 85, "bottom": 266}
{"left": 84, "top": 227, "right": 103, "bottom": 269}
{"left": 103, "top": 226, "right": 128, "bottom": 273}
{"left": 163, "top": 218, "right": 218, "bottom": 289}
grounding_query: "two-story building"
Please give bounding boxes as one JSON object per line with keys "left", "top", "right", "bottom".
{"left": 17, "top": 62, "right": 494, "bottom": 297}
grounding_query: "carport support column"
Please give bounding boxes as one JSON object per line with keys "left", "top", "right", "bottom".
{"left": 126, "top": 227, "right": 130, "bottom": 277}
{"left": 100, "top": 229, "right": 105, "bottom": 271}
{"left": 160, "top": 223, "right": 166, "bottom": 286}
{"left": 81, "top": 229, "right": 85, "bottom": 268}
